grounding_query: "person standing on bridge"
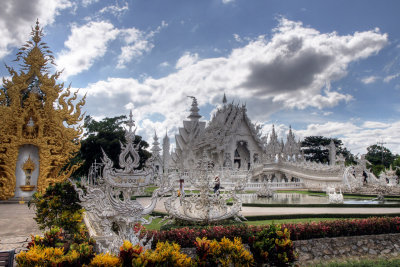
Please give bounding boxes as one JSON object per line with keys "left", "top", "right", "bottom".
{"left": 214, "top": 176, "right": 220, "bottom": 194}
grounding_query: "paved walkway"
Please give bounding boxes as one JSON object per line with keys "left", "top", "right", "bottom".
{"left": 0, "top": 203, "right": 41, "bottom": 251}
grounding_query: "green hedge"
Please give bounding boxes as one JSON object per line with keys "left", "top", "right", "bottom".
{"left": 236, "top": 203, "right": 400, "bottom": 208}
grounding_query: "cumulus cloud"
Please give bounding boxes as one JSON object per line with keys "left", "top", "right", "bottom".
{"left": 175, "top": 52, "right": 199, "bottom": 69}
{"left": 77, "top": 18, "right": 388, "bottom": 149}
{"left": 0, "top": 0, "right": 72, "bottom": 59}
{"left": 361, "top": 75, "right": 379, "bottom": 84}
{"left": 57, "top": 21, "right": 119, "bottom": 79}
{"left": 295, "top": 121, "right": 400, "bottom": 155}
{"left": 57, "top": 19, "right": 167, "bottom": 78}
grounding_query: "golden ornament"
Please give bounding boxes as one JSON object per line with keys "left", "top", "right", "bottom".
{"left": 0, "top": 20, "right": 85, "bottom": 199}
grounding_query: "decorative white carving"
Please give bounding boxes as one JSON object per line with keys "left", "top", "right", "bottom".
{"left": 257, "top": 180, "right": 275, "bottom": 198}
{"left": 163, "top": 153, "right": 247, "bottom": 224}
{"left": 327, "top": 187, "right": 344, "bottom": 204}
{"left": 72, "top": 111, "right": 172, "bottom": 254}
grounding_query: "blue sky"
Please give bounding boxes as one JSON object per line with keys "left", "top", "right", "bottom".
{"left": 1, "top": 0, "right": 400, "bottom": 155}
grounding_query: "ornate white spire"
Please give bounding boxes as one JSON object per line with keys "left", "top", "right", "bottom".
{"left": 187, "top": 96, "right": 201, "bottom": 121}
{"left": 125, "top": 110, "right": 136, "bottom": 143}
{"left": 163, "top": 129, "right": 170, "bottom": 170}
{"left": 222, "top": 93, "right": 227, "bottom": 105}
{"left": 151, "top": 131, "right": 161, "bottom": 156}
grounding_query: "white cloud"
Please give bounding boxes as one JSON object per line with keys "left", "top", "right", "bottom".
{"left": 99, "top": 1, "right": 129, "bottom": 17}
{"left": 159, "top": 61, "right": 170, "bottom": 68}
{"left": 0, "top": 0, "right": 73, "bottom": 59}
{"left": 57, "top": 21, "right": 119, "bottom": 79}
{"left": 175, "top": 52, "right": 199, "bottom": 69}
{"left": 361, "top": 75, "right": 378, "bottom": 84}
{"left": 233, "top": 34, "right": 242, "bottom": 42}
{"left": 362, "top": 121, "right": 390, "bottom": 128}
{"left": 384, "top": 73, "right": 400, "bottom": 83}
{"left": 222, "top": 0, "right": 234, "bottom": 4}
{"left": 57, "top": 19, "right": 167, "bottom": 77}
{"left": 117, "top": 28, "right": 154, "bottom": 69}
{"left": 117, "top": 20, "right": 167, "bottom": 69}
{"left": 295, "top": 121, "right": 400, "bottom": 155}
{"left": 77, "top": 18, "right": 388, "bottom": 150}
{"left": 82, "top": 0, "right": 98, "bottom": 7}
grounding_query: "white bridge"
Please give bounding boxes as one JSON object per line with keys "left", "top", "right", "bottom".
{"left": 222, "top": 181, "right": 305, "bottom": 191}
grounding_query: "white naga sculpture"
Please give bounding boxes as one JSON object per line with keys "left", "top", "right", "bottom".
{"left": 163, "top": 153, "right": 247, "bottom": 224}
{"left": 72, "top": 111, "right": 172, "bottom": 254}
{"left": 381, "top": 165, "right": 398, "bottom": 186}
{"left": 326, "top": 187, "right": 344, "bottom": 204}
{"left": 257, "top": 180, "right": 275, "bottom": 198}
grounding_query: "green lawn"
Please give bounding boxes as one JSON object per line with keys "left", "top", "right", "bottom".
{"left": 311, "top": 256, "right": 400, "bottom": 267}
{"left": 244, "top": 217, "right": 349, "bottom": 226}
{"left": 142, "top": 216, "right": 359, "bottom": 231}
{"left": 277, "top": 190, "right": 400, "bottom": 201}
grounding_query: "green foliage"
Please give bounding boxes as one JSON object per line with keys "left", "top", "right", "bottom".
{"left": 28, "top": 181, "right": 83, "bottom": 234}
{"left": 248, "top": 224, "right": 297, "bottom": 266}
{"left": 72, "top": 115, "right": 151, "bottom": 178}
{"left": 365, "top": 144, "right": 397, "bottom": 177}
{"left": 315, "top": 256, "right": 400, "bottom": 267}
{"left": 301, "top": 136, "right": 355, "bottom": 165}
{"left": 18, "top": 226, "right": 96, "bottom": 267}
{"left": 393, "top": 156, "right": 400, "bottom": 176}
{"left": 194, "top": 236, "right": 254, "bottom": 266}
{"left": 365, "top": 144, "right": 395, "bottom": 168}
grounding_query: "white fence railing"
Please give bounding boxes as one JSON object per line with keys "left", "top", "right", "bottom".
{"left": 172, "top": 181, "right": 305, "bottom": 191}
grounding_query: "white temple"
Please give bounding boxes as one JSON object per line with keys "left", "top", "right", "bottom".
{"left": 159, "top": 95, "right": 390, "bottom": 192}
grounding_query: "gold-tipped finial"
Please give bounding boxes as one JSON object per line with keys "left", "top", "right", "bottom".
{"left": 32, "top": 19, "right": 42, "bottom": 45}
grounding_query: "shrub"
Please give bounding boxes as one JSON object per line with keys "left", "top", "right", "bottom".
{"left": 16, "top": 245, "right": 82, "bottom": 266}
{"left": 90, "top": 252, "right": 122, "bottom": 267}
{"left": 145, "top": 217, "right": 400, "bottom": 248}
{"left": 194, "top": 236, "right": 254, "bottom": 267}
{"left": 119, "top": 240, "right": 144, "bottom": 267}
{"left": 283, "top": 216, "right": 400, "bottom": 240}
{"left": 132, "top": 241, "right": 193, "bottom": 267}
{"left": 248, "top": 224, "right": 297, "bottom": 266}
{"left": 146, "top": 224, "right": 251, "bottom": 248}
{"left": 27, "top": 226, "right": 65, "bottom": 249}
{"left": 21, "top": 227, "right": 95, "bottom": 266}
{"left": 28, "top": 181, "right": 83, "bottom": 234}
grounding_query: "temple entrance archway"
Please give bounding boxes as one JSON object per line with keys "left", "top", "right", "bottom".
{"left": 233, "top": 141, "right": 250, "bottom": 170}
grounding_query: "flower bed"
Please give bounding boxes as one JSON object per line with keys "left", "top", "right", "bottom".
{"left": 144, "top": 217, "right": 400, "bottom": 247}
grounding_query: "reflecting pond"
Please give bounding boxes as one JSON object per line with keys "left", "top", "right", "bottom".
{"left": 238, "top": 193, "right": 400, "bottom": 205}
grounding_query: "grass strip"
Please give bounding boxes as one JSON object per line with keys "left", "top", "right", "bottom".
{"left": 244, "top": 213, "right": 400, "bottom": 221}
{"left": 237, "top": 203, "right": 400, "bottom": 208}
{"left": 311, "top": 256, "right": 400, "bottom": 267}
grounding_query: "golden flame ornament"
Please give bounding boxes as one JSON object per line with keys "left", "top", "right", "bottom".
{"left": 0, "top": 21, "right": 85, "bottom": 199}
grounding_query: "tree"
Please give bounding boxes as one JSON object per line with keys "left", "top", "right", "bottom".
{"left": 301, "top": 136, "right": 355, "bottom": 165}
{"left": 392, "top": 156, "right": 400, "bottom": 177}
{"left": 71, "top": 115, "right": 151, "bottom": 178}
{"left": 365, "top": 144, "right": 395, "bottom": 168}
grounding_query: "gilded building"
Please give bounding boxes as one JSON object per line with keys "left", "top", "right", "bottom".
{"left": 0, "top": 21, "right": 85, "bottom": 200}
